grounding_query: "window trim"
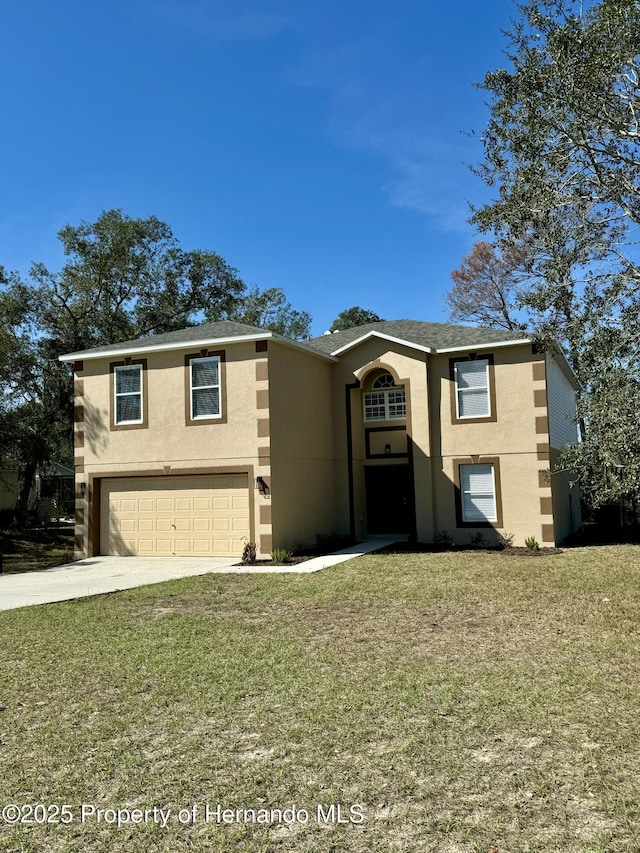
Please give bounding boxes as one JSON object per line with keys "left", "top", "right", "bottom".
{"left": 449, "top": 354, "right": 497, "bottom": 424}
{"left": 363, "top": 373, "right": 407, "bottom": 422}
{"left": 109, "top": 359, "right": 148, "bottom": 431}
{"left": 453, "top": 457, "right": 503, "bottom": 528}
{"left": 184, "top": 349, "right": 227, "bottom": 426}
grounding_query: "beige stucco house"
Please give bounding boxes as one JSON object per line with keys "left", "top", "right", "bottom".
{"left": 60, "top": 319, "right": 581, "bottom": 560}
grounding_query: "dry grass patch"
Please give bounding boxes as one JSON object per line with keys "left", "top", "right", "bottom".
{"left": 0, "top": 527, "right": 74, "bottom": 574}
{"left": 1, "top": 545, "right": 639, "bottom": 851}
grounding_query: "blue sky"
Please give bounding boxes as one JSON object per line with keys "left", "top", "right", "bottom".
{"left": 1, "top": 0, "right": 517, "bottom": 336}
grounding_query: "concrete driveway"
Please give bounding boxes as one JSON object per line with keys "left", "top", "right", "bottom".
{"left": 0, "top": 538, "right": 396, "bottom": 611}
{"left": 0, "top": 555, "right": 238, "bottom": 611}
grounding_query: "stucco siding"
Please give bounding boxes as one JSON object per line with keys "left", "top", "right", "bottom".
{"left": 76, "top": 340, "right": 267, "bottom": 558}
{"left": 430, "top": 344, "right": 548, "bottom": 546}
{"left": 267, "top": 342, "right": 337, "bottom": 550}
{"left": 546, "top": 355, "right": 579, "bottom": 449}
{"left": 549, "top": 448, "right": 582, "bottom": 544}
{"left": 331, "top": 338, "right": 432, "bottom": 541}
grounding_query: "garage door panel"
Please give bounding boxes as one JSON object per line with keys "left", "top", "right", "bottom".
{"left": 101, "top": 475, "right": 250, "bottom": 557}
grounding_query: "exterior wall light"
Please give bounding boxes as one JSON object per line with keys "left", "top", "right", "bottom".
{"left": 255, "top": 476, "right": 269, "bottom": 494}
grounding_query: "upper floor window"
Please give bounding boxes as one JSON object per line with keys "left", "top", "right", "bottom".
{"left": 114, "top": 364, "right": 143, "bottom": 425}
{"left": 190, "top": 356, "right": 221, "bottom": 419}
{"left": 454, "top": 358, "right": 490, "bottom": 419}
{"left": 364, "top": 373, "right": 406, "bottom": 421}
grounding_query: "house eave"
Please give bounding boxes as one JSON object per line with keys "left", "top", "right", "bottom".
{"left": 328, "top": 330, "right": 532, "bottom": 358}
{"left": 59, "top": 332, "right": 337, "bottom": 363}
{"left": 330, "top": 331, "right": 434, "bottom": 357}
{"left": 434, "top": 338, "right": 532, "bottom": 354}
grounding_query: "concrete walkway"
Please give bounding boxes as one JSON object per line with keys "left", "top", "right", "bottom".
{"left": 0, "top": 538, "right": 396, "bottom": 611}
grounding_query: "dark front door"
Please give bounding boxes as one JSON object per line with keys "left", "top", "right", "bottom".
{"left": 365, "top": 465, "right": 412, "bottom": 534}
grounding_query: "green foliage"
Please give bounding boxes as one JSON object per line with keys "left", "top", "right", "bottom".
{"left": 29, "top": 209, "right": 246, "bottom": 353}
{"left": 215, "top": 286, "right": 311, "bottom": 340}
{"left": 496, "top": 530, "right": 515, "bottom": 550}
{"left": 468, "top": 531, "right": 486, "bottom": 548}
{"left": 433, "top": 529, "right": 455, "bottom": 549}
{"left": 525, "top": 536, "right": 540, "bottom": 551}
{"left": 467, "top": 0, "right": 640, "bottom": 510}
{"left": 330, "top": 306, "right": 383, "bottom": 331}
{"left": 270, "top": 547, "right": 293, "bottom": 563}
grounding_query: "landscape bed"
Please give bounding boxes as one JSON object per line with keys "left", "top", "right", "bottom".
{"left": 1, "top": 545, "right": 639, "bottom": 851}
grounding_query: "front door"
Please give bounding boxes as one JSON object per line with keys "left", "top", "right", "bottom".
{"left": 365, "top": 465, "right": 412, "bottom": 534}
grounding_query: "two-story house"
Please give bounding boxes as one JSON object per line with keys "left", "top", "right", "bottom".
{"left": 60, "top": 319, "right": 581, "bottom": 560}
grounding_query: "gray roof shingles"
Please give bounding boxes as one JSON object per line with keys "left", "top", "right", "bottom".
{"left": 307, "top": 319, "right": 529, "bottom": 354}
{"left": 62, "top": 320, "right": 269, "bottom": 358}
{"left": 63, "top": 318, "right": 529, "bottom": 360}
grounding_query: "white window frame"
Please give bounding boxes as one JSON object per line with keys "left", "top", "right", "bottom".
{"left": 114, "top": 364, "right": 143, "bottom": 425}
{"left": 454, "top": 358, "right": 491, "bottom": 419}
{"left": 363, "top": 385, "right": 406, "bottom": 421}
{"left": 460, "top": 463, "right": 497, "bottom": 523}
{"left": 190, "top": 355, "right": 222, "bottom": 420}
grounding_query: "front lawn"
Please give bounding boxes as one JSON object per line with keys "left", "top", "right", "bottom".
{"left": 1, "top": 546, "right": 639, "bottom": 851}
{"left": 0, "top": 526, "right": 74, "bottom": 574}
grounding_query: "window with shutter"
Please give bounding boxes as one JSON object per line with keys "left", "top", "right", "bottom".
{"left": 190, "top": 356, "right": 221, "bottom": 419}
{"left": 114, "top": 365, "right": 143, "bottom": 424}
{"left": 460, "top": 463, "right": 497, "bottom": 522}
{"left": 455, "top": 359, "right": 490, "bottom": 419}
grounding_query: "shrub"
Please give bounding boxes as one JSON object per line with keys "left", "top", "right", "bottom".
{"left": 241, "top": 540, "right": 257, "bottom": 564}
{"left": 271, "top": 548, "right": 293, "bottom": 563}
{"left": 433, "top": 530, "right": 455, "bottom": 549}
{"left": 496, "top": 530, "right": 515, "bottom": 550}
{"left": 525, "top": 536, "right": 540, "bottom": 551}
{"left": 468, "top": 531, "right": 486, "bottom": 548}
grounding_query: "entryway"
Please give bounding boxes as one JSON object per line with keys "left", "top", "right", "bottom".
{"left": 364, "top": 465, "right": 413, "bottom": 534}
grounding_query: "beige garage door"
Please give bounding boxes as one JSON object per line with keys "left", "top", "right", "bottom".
{"left": 101, "top": 475, "right": 250, "bottom": 557}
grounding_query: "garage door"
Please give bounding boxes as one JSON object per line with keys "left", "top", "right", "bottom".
{"left": 101, "top": 475, "right": 250, "bottom": 557}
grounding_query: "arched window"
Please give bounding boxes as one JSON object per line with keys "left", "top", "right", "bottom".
{"left": 364, "top": 373, "right": 406, "bottom": 421}
{"left": 372, "top": 373, "right": 396, "bottom": 389}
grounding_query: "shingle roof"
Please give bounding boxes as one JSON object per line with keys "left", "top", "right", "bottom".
{"left": 308, "top": 319, "right": 529, "bottom": 354}
{"left": 61, "top": 318, "right": 530, "bottom": 362}
{"left": 60, "top": 320, "right": 272, "bottom": 360}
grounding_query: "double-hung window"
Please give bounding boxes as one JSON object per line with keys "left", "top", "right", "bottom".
{"left": 114, "top": 364, "right": 143, "bottom": 425}
{"left": 454, "top": 358, "right": 491, "bottom": 419}
{"left": 459, "top": 463, "right": 497, "bottom": 523}
{"left": 364, "top": 373, "right": 406, "bottom": 421}
{"left": 189, "top": 355, "right": 221, "bottom": 420}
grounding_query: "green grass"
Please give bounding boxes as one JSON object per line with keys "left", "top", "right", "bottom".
{"left": 0, "top": 527, "right": 74, "bottom": 574}
{"left": 1, "top": 545, "right": 640, "bottom": 851}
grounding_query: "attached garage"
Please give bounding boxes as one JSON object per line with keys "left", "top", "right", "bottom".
{"left": 100, "top": 474, "right": 250, "bottom": 557}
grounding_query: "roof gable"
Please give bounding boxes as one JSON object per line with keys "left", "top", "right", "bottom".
{"left": 309, "top": 320, "right": 530, "bottom": 356}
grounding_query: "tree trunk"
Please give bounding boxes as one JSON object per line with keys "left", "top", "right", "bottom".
{"left": 13, "top": 460, "right": 37, "bottom": 528}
